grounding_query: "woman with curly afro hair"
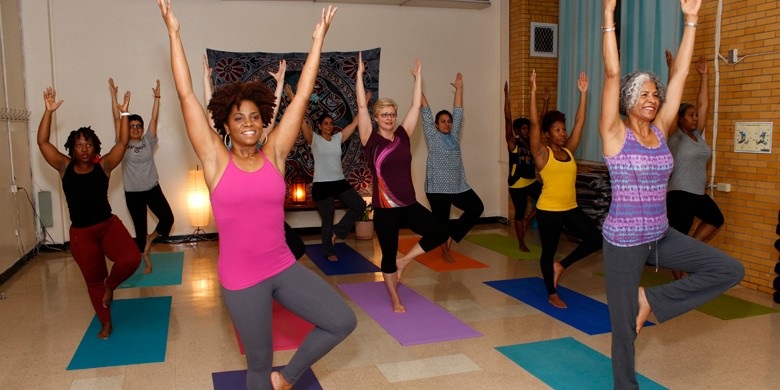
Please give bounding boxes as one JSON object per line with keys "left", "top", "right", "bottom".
{"left": 158, "top": 2, "right": 354, "bottom": 389}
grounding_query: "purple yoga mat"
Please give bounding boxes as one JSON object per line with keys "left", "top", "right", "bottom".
{"left": 338, "top": 282, "right": 481, "bottom": 346}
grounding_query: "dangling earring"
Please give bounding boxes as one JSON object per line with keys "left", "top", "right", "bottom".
{"left": 224, "top": 133, "right": 232, "bottom": 149}
{"left": 257, "top": 131, "right": 268, "bottom": 148}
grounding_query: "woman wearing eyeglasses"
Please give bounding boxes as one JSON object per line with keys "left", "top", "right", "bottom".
{"left": 109, "top": 78, "right": 174, "bottom": 274}
{"left": 355, "top": 53, "right": 448, "bottom": 313}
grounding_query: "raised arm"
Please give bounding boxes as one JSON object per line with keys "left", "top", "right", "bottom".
{"left": 503, "top": 81, "right": 517, "bottom": 152}
{"left": 109, "top": 78, "right": 121, "bottom": 137}
{"left": 399, "top": 58, "right": 422, "bottom": 136}
{"left": 452, "top": 72, "right": 463, "bottom": 108}
{"left": 284, "top": 83, "right": 315, "bottom": 144}
{"left": 37, "top": 88, "right": 69, "bottom": 176}
{"left": 528, "top": 70, "right": 548, "bottom": 169}
{"left": 356, "top": 52, "right": 373, "bottom": 146}
{"left": 340, "top": 90, "right": 368, "bottom": 143}
{"left": 265, "top": 60, "right": 287, "bottom": 133}
{"left": 101, "top": 91, "right": 132, "bottom": 173}
{"left": 665, "top": 49, "right": 680, "bottom": 135}
{"left": 148, "top": 79, "right": 161, "bottom": 139}
{"left": 656, "top": 0, "right": 701, "bottom": 138}
{"left": 201, "top": 54, "right": 217, "bottom": 132}
{"left": 599, "top": 0, "right": 624, "bottom": 157}
{"left": 564, "top": 71, "right": 589, "bottom": 153}
{"left": 263, "top": 6, "right": 337, "bottom": 174}
{"left": 158, "top": 0, "right": 223, "bottom": 187}
{"left": 695, "top": 55, "right": 709, "bottom": 137}
{"left": 541, "top": 87, "right": 550, "bottom": 117}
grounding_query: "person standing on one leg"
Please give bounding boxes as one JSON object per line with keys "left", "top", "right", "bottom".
{"left": 109, "top": 78, "right": 174, "bottom": 274}
{"left": 600, "top": 1, "right": 744, "bottom": 388}
{"left": 355, "top": 52, "right": 448, "bottom": 314}
{"left": 528, "top": 70, "right": 602, "bottom": 309}
{"left": 422, "top": 72, "right": 484, "bottom": 262}
{"left": 37, "top": 87, "right": 140, "bottom": 339}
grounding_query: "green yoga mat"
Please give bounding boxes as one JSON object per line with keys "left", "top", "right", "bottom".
{"left": 497, "top": 337, "right": 666, "bottom": 389}
{"left": 465, "top": 233, "right": 550, "bottom": 260}
{"left": 597, "top": 270, "right": 778, "bottom": 320}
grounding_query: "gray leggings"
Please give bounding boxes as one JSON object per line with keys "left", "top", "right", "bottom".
{"left": 603, "top": 228, "right": 744, "bottom": 389}
{"left": 222, "top": 262, "right": 356, "bottom": 389}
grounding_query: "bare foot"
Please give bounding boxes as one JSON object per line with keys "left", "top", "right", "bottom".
{"left": 548, "top": 294, "right": 567, "bottom": 309}
{"left": 144, "top": 232, "right": 158, "bottom": 255}
{"left": 327, "top": 254, "right": 338, "bottom": 262}
{"left": 517, "top": 241, "right": 531, "bottom": 252}
{"left": 553, "top": 261, "right": 565, "bottom": 288}
{"left": 636, "top": 287, "right": 652, "bottom": 334}
{"left": 97, "top": 320, "right": 112, "bottom": 339}
{"left": 440, "top": 244, "right": 454, "bottom": 263}
{"left": 396, "top": 256, "right": 413, "bottom": 285}
{"left": 391, "top": 299, "right": 406, "bottom": 313}
{"left": 142, "top": 253, "right": 153, "bottom": 274}
{"left": 270, "top": 371, "right": 292, "bottom": 390}
{"left": 102, "top": 281, "right": 113, "bottom": 308}
{"left": 331, "top": 232, "right": 338, "bottom": 246}
{"left": 672, "top": 270, "right": 685, "bottom": 280}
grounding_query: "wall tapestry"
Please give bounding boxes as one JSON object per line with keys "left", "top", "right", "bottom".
{"left": 206, "top": 48, "right": 381, "bottom": 200}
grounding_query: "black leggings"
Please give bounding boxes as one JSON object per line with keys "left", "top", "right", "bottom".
{"left": 426, "top": 189, "right": 484, "bottom": 242}
{"left": 536, "top": 207, "right": 602, "bottom": 295}
{"left": 124, "top": 184, "right": 174, "bottom": 251}
{"left": 373, "top": 203, "right": 449, "bottom": 273}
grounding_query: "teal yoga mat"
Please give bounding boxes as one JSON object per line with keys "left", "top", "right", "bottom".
{"left": 497, "top": 337, "right": 666, "bottom": 390}
{"left": 119, "top": 252, "right": 184, "bottom": 288}
{"left": 67, "top": 296, "right": 172, "bottom": 370}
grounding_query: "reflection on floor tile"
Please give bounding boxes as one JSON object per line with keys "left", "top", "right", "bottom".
{"left": 70, "top": 375, "right": 124, "bottom": 390}
{"left": 377, "top": 354, "right": 481, "bottom": 383}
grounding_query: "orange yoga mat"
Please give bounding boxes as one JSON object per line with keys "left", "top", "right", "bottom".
{"left": 397, "top": 237, "right": 488, "bottom": 272}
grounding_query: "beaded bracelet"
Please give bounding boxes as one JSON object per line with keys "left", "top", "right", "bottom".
{"left": 602, "top": 25, "right": 616, "bottom": 33}
{"left": 684, "top": 21, "right": 698, "bottom": 28}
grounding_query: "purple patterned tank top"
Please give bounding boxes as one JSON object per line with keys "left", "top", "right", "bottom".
{"left": 602, "top": 125, "right": 673, "bottom": 246}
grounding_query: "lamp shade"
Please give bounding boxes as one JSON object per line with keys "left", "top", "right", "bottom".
{"left": 188, "top": 168, "right": 211, "bottom": 228}
{"left": 291, "top": 176, "right": 306, "bottom": 203}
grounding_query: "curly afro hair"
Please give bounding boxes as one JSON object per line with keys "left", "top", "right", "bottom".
{"left": 619, "top": 71, "right": 665, "bottom": 116}
{"left": 207, "top": 81, "right": 276, "bottom": 135}
{"left": 512, "top": 117, "right": 530, "bottom": 131}
{"left": 541, "top": 110, "right": 566, "bottom": 134}
{"left": 64, "top": 127, "right": 102, "bottom": 158}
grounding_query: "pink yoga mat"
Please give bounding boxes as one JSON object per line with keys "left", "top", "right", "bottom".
{"left": 234, "top": 300, "right": 314, "bottom": 354}
{"left": 338, "top": 281, "right": 481, "bottom": 346}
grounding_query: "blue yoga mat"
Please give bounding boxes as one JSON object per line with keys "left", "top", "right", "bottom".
{"left": 484, "top": 277, "right": 653, "bottom": 335}
{"left": 67, "top": 296, "right": 172, "bottom": 370}
{"left": 119, "top": 251, "right": 184, "bottom": 288}
{"left": 212, "top": 366, "right": 322, "bottom": 390}
{"left": 305, "top": 243, "right": 380, "bottom": 275}
{"left": 497, "top": 337, "right": 666, "bottom": 390}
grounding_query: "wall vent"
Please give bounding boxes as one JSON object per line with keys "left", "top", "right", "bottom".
{"left": 530, "top": 22, "right": 558, "bottom": 58}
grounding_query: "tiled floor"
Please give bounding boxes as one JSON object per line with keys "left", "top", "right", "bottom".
{"left": 1, "top": 224, "right": 778, "bottom": 389}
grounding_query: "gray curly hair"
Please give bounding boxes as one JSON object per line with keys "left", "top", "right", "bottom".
{"left": 619, "top": 71, "right": 665, "bottom": 116}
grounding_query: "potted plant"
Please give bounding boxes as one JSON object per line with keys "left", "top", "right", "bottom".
{"left": 355, "top": 203, "right": 374, "bottom": 240}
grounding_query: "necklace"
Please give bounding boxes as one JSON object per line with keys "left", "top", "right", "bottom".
{"left": 246, "top": 155, "right": 256, "bottom": 164}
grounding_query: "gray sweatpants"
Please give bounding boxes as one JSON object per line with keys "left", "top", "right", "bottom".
{"left": 222, "top": 261, "right": 357, "bottom": 389}
{"left": 603, "top": 228, "right": 744, "bottom": 390}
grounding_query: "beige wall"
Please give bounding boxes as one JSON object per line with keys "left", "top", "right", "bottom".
{"left": 18, "top": 0, "right": 507, "bottom": 249}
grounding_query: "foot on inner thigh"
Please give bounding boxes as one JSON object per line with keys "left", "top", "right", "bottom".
{"left": 636, "top": 287, "right": 652, "bottom": 334}
{"left": 97, "top": 320, "right": 112, "bottom": 339}
{"left": 143, "top": 253, "right": 153, "bottom": 274}
{"left": 331, "top": 232, "right": 338, "bottom": 246}
{"left": 271, "top": 371, "right": 292, "bottom": 390}
{"left": 548, "top": 293, "right": 567, "bottom": 309}
{"left": 553, "top": 261, "right": 565, "bottom": 288}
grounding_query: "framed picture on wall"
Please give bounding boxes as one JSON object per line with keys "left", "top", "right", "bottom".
{"left": 734, "top": 122, "right": 772, "bottom": 153}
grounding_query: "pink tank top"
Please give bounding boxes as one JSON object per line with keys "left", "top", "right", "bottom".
{"left": 211, "top": 152, "right": 295, "bottom": 290}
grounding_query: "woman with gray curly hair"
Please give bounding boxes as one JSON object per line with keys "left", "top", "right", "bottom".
{"left": 600, "top": 0, "right": 743, "bottom": 388}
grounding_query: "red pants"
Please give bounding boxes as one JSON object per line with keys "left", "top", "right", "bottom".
{"left": 69, "top": 215, "right": 140, "bottom": 323}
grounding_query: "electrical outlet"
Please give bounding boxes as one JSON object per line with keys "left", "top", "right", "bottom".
{"left": 716, "top": 183, "right": 732, "bottom": 192}
{"left": 727, "top": 49, "right": 739, "bottom": 64}
{"left": 11, "top": 184, "right": 17, "bottom": 193}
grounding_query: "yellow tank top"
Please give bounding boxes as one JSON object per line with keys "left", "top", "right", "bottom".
{"left": 536, "top": 147, "right": 577, "bottom": 211}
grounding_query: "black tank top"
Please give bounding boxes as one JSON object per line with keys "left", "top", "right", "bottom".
{"left": 62, "top": 163, "right": 112, "bottom": 227}
{"left": 508, "top": 139, "right": 536, "bottom": 185}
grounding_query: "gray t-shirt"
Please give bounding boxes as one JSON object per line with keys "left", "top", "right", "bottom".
{"left": 667, "top": 128, "right": 711, "bottom": 195}
{"left": 122, "top": 132, "right": 159, "bottom": 192}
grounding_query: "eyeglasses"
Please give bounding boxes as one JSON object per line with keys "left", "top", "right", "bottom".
{"left": 379, "top": 112, "right": 397, "bottom": 119}
{"left": 129, "top": 124, "right": 143, "bottom": 129}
